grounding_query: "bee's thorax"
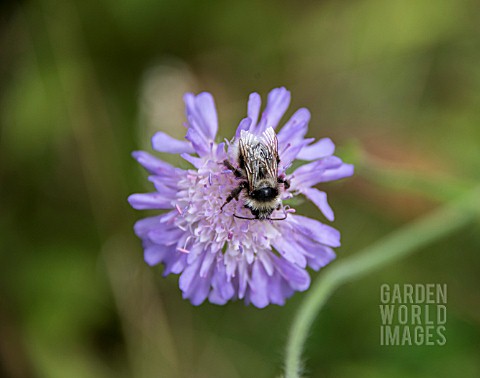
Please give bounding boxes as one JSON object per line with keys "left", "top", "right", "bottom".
{"left": 250, "top": 186, "right": 279, "bottom": 202}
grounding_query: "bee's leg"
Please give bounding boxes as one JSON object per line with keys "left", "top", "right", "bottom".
{"left": 277, "top": 176, "right": 290, "bottom": 189}
{"left": 221, "top": 181, "right": 248, "bottom": 211}
{"left": 223, "top": 160, "right": 244, "bottom": 178}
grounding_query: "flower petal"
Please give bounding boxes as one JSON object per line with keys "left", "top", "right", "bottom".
{"left": 297, "top": 138, "right": 335, "bottom": 160}
{"left": 147, "top": 226, "right": 184, "bottom": 246}
{"left": 289, "top": 156, "right": 344, "bottom": 188}
{"left": 152, "top": 132, "right": 194, "bottom": 154}
{"left": 277, "top": 108, "right": 310, "bottom": 145}
{"left": 195, "top": 93, "right": 218, "bottom": 140}
{"left": 178, "top": 257, "right": 199, "bottom": 293}
{"left": 147, "top": 176, "right": 178, "bottom": 199}
{"left": 247, "top": 92, "right": 261, "bottom": 130}
{"left": 180, "top": 254, "right": 214, "bottom": 306}
{"left": 166, "top": 251, "right": 188, "bottom": 275}
{"left": 235, "top": 117, "right": 252, "bottom": 138}
{"left": 200, "top": 249, "right": 217, "bottom": 278}
{"left": 128, "top": 193, "right": 173, "bottom": 210}
{"left": 318, "top": 163, "right": 355, "bottom": 183}
{"left": 237, "top": 259, "right": 248, "bottom": 300}
{"left": 209, "top": 261, "right": 235, "bottom": 304}
{"left": 184, "top": 92, "right": 218, "bottom": 141}
{"left": 279, "top": 138, "right": 313, "bottom": 172}
{"left": 271, "top": 238, "right": 307, "bottom": 268}
{"left": 185, "top": 127, "right": 210, "bottom": 156}
{"left": 255, "top": 87, "right": 291, "bottom": 133}
{"left": 266, "top": 273, "right": 292, "bottom": 305}
{"left": 272, "top": 255, "right": 310, "bottom": 291}
{"left": 301, "top": 187, "right": 335, "bottom": 221}
{"left": 133, "top": 214, "right": 176, "bottom": 238}
{"left": 289, "top": 215, "right": 341, "bottom": 247}
{"left": 306, "top": 245, "right": 336, "bottom": 271}
{"left": 144, "top": 244, "right": 172, "bottom": 266}
{"left": 132, "top": 151, "right": 177, "bottom": 176}
{"left": 248, "top": 260, "right": 269, "bottom": 308}
{"left": 180, "top": 153, "right": 203, "bottom": 169}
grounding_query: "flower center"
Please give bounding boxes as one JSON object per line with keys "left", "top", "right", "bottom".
{"left": 173, "top": 158, "right": 281, "bottom": 259}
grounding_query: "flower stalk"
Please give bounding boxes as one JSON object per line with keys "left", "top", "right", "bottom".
{"left": 284, "top": 185, "right": 480, "bottom": 378}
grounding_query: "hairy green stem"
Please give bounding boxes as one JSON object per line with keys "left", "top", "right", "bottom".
{"left": 284, "top": 185, "right": 480, "bottom": 378}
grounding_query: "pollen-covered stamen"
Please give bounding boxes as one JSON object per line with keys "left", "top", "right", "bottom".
{"left": 176, "top": 235, "right": 195, "bottom": 254}
{"left": 175, "top": 203, "right": 183, "bottom": 215}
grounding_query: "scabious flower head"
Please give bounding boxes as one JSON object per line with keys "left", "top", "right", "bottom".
{"left": 128, "top": 87, "right": 353, "bottom": 308}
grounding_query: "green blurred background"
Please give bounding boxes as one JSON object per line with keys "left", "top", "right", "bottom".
{"left": 1, "top": 0, "right": 479, "bottom": 377}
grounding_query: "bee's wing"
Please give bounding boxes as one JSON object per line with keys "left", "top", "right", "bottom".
{"left": 238, "top": 131, "right": 261, "bottom": 192}
{"left": 260, "top": 127, "right": 279, "bottom": 179}
{"left": 238, "top": 128, "right": 279, "bottom": 192}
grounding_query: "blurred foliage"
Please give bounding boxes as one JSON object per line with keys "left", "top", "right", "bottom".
{"left": 1, "top": 0, "right": 479, "bottom": 377}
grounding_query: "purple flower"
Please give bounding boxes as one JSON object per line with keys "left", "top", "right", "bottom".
{"left": 128, "top": 87, "right": 354, "bottom": 308}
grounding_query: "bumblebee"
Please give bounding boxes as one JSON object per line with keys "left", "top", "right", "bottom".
{"left": 221, "top": 127, "right": 290, "bottom": 220}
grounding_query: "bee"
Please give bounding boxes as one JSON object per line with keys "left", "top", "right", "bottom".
{"left": 221, "top": 127, "right": 290, "bottom": 220}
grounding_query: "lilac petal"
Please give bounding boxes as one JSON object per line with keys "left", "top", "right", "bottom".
{"left": 306, "top": 245, "right": 336, "bottom": 271}
{"left": 180, "top": 153, "right": 203, "bottom": 169}
{"left": 235, "top": 117, "right": 252, "bottom": 138}
{"left": 318, "top": 163, "right": 355, "bottom": 183}
{"left": 200, "top": 249, "right": 217, "bottom": 278}
{"left": 277, "top": 108, "right": 310, "bottom": 145}
{"left": 237, "top": 259, "right": 248, "bottom": 299}
{"left": 297, "top": 138, "right": 335, "bottom": 161}
{"left": 188, "top": 277, "right": 212, "bottom": 305}
{"left": 178, "top": 259, "right": 202, "bottom": 298}
{"left": 288, "top": 233, "right": 337, "bottom": 266}
{"left": 194, "top": 92, "right": 218, "bottom": 140}
{"left": 289, "top": 215, "right": 341, "bottom": 247}
{"left": 301, "top": 188, "right": 335, "bottom": 221}
{"left": 257, "top": 250, "right": 274, "bottom": 276}
{"left": 133, "top": 214, "right": 171, "bottom": 238}
{"left": 128, "top": 193, "right": 173, "bottom": 210}
{"left": 184, "top": 92, "right": 218, "bottom": 141}
{"left": 272, "top": 255, "right": 310, "bottom": 291}
{"left": 247, "top": 93, "right": 261, "bottom": 130}
{"left": 179, "top": 256, "right": 201, "bottom": 293}
{"left": 255, "top": 87, "right": 291, "bottom": 133}
{"left": 147, "top": 227, "right": 184, "bottom": 246}
{"left": 249, "top": 260, "right": 269, "bottom": 308}
{"left": 144, "top": 244, "right": 172, "bottom": 266}
{"left": 180, "top": 255, "right": 214, "bottom": 306}
{"left": 292, "top": 156, "right": 343, "bottom": 176}
{"left": 147, "top": 176, "right": 178, "bottom": 199}
{"left": 272, "top": 238, "right": 307, "bottom": 268}
{"left": 185, "top": 127, "right": 210, "bottom": 156}
{"left": 148, "top": 174, "right": 178, "bottom": 188}
{"left": 289, "top": 156, "right": 344, "bottom": 188}
{"left": 266, "top": 273, "right": 288, "bottom": 305}
{"left": 152, "top": 132, "right": 194, "bottom": 154}
{"left": 167, "top": 251, "right": 188, "bottom": 274}
{"left": 279, "top": 138, "right": 313, "bottom": 171}
{"left": 209, "top": 262, "right": 235, "bottom": 304}
{"left": 132, "top": 151, "right": 177, "bottom": 176}
{"left": 214, "top": 142, "right": 227, "bottom": 161}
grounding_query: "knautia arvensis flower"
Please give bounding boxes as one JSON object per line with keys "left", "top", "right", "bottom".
{"left": 128, "top": 87, "right": 353, "bottom": 308}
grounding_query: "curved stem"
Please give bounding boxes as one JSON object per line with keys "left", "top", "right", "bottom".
{"left": 284, "top": 185, "right": 480, "bottom": 378}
